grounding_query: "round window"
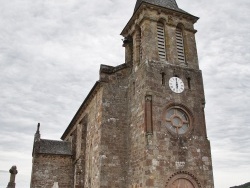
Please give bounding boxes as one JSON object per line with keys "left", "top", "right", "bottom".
{"left": 164, "top": 107, "right": 190, "bottom": 135}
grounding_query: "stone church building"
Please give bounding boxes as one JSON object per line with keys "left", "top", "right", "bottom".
{"left": 30, "top": 0, "right": 214, "bottom": 187}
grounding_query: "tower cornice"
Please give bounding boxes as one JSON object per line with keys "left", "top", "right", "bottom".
{"left": 121, "top": 2, "right": 198, "bottom": 36}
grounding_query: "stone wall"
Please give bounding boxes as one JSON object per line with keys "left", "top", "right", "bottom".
{"left": 99, "top": 65, "right": 131, "bottom": 188}
{"left": 126, "top": 61, "right": 148, "bottom": 188}
{"left": 63, "top": 87, "right": 103, "bottom": 188}
{"left": 141, "top": 60, "right": 214, "bottom": 188}
{"left": 30, "top": 154, "right": 73, "bottom": 188}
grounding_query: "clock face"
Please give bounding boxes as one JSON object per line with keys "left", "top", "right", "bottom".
{"left": 164, "top": 107, "right": 190, "bottom": 135}
{"left": 169, "top": 77, "right": 184, "bottom": 93}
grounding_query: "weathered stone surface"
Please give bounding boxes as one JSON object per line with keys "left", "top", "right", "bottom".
{"left": 30, "top": 0, "right": 214, "bottom": 187}
{"left": 7, "top": 166, "right": 18, "bottom": 188}
{"left": 30, "top": 155, "right": 73, "bottom": 188}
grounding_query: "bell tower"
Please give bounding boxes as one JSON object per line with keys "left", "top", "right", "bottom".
{"left": 121, "top": 0, "right": 214, "bottom": 187}
{"left": 122, "top": 0, "right": 200, "bottom": 69}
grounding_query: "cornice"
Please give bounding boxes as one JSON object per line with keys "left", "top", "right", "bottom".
{"left": 121, "top": 2, "right": 198, "bottom": 36}
{"left": 100, "top": 63, "right": 131, "bottom": 74}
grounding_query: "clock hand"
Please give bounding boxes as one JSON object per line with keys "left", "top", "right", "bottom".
{"left": 176, "top": 78, "right": 178, "bottom": 89}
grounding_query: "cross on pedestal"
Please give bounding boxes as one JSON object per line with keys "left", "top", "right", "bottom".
{"left": 7, "top": 166, "right": 18, "bottom": 188}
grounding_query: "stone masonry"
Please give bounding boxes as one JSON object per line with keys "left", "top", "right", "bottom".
{"left": 30, "top": 0, "right": 214, "bottom": 187}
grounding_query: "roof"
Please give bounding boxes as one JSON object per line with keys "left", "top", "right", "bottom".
{"left": 61, "top": 63, "right": 131, "bottom": 140}
{"left": 121, "top": 0, "right": 198, "bottom": 36}
{"left": 134, "top": 0, "right": 191, "bottom": 15}
{"left": 38, "top": 139, "right": 72, "bottom": 155}
{"left": 61, "top": 81, "right": 101, "bottom": 140}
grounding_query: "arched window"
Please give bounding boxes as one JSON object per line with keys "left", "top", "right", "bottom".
{"left": 157, "top": 22, "right": 167, "bottom": 61}
{"left": 176, "top": 25, "right": 186, "bottom": 64}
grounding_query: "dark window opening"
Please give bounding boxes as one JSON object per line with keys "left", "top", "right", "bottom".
{"left": 187, "top": 77, "right": 191, "bottom": 89}
{"left": 133, "top": 81, "right": 135, "bottom": 95}
{"left": 161, "top": 72, "right": 166, "bottom": 85}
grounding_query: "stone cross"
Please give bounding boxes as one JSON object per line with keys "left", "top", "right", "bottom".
{"left": 7, "top": 166, "right": 18, "bottom": 188}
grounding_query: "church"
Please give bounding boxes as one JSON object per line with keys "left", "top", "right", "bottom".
{"left": 30, "top": 0, "right": 214, "bottom": 187}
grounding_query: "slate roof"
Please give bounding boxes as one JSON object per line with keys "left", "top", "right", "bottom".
{"left": 134, "top": 0, "right": 190, "bottom": 15}
{"left": 38, "top": 139, "right": 72, "bottom": 155}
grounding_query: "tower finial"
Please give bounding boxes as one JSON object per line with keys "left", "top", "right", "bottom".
{"left": 33, "top": 123, "right": 41, "bottom": 155}
{"left": 34, "top": 123, "right": 41, "bottom": 142}
{"left": 36, "top": 123, "right": 40, "bottom": 134}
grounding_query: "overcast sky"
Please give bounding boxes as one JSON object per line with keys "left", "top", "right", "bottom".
{"left": 0, "top": 0, "right": 249, "bottom": 187}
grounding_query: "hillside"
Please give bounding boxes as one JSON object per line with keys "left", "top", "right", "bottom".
{"left": 231, "top": 182, "right": 250, "bottom": 188}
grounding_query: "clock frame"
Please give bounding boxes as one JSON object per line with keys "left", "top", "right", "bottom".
{"left": 169, "top": 77, "right": 185, "bottom": 93}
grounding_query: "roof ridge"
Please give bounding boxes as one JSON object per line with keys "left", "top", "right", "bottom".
{"left": 134, "top": 0, "right": 189, "bottom": 15}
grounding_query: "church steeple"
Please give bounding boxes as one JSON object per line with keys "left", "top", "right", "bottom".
{"left": 121, "top": 1, "right": 214, "bottom": 187}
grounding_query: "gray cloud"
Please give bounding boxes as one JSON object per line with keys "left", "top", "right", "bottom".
{"left": 0, "top": 0, "right": 249, "bottom": 187}
{"left": 0, "top": 170, "right": 8, "bottom": 173}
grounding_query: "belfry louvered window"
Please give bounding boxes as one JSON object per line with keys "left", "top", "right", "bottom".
{"left": 157, "top": 23, "right": 166, "bottom": 61}
{"left": 176, "top": 28, "right": 186, "bottom": 64}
